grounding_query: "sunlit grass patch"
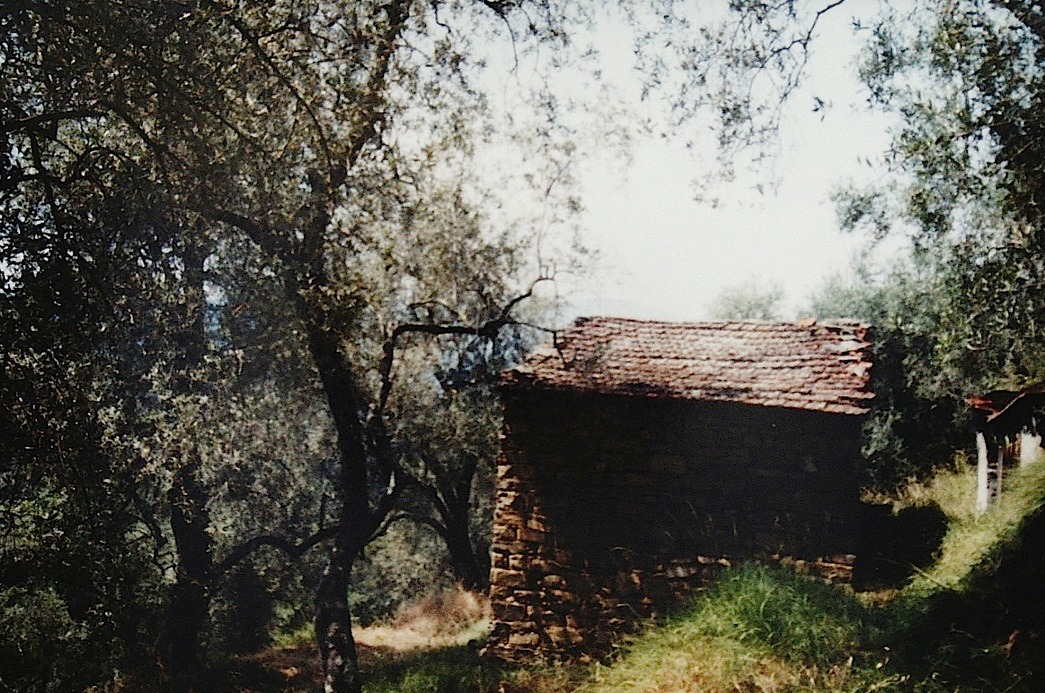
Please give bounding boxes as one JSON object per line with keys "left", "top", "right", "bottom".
{"left": 910, "top": 458, "right": 1045, "bottom": 594}
{"left": 578, "top": 564, "right": 900, "bottom": 692}
{"left": 357, "top": 585, "right": 491, "bottom": 652}
{"left": 862, "top": 456, "right": 977, "bottom": 522}
{"left": 582, "top": 632, "right": 792, "bottom": 693}
{"left": 270, "top": 622, "right": 314, "bottom": 650}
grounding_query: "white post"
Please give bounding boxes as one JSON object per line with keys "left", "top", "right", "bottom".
{"left": 991, "top": 444, "right": 1005, "bottom": 506}
{"left": 976, "top": 430, "right": 990, "bottom": 515}
{"left": 1019, "top": 430, "right": 1043, "bottom": 467}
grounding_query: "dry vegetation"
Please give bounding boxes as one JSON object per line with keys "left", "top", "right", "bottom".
{"left": 357, "top": 586, "right": 491, "bottom": 652}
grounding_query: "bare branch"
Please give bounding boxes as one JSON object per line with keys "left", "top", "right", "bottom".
{"left": 215, "top": 525, "right": 340, "bottom": 576}
{"left": 373, "top": 274, "right": 552, "bottom": 416}
{"left": 364, "top": 465, "right": 402, "bottom": 541}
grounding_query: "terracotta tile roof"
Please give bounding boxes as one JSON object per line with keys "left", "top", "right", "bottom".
{"left": 503, "top": 316, "right": 874, "bottom": 415}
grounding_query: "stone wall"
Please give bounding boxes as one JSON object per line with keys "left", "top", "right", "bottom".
{"left": 485, "top": 390, "right": 864, "bottom": 663}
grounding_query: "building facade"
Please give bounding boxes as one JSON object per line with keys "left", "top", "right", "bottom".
{"left": 485, "top": 317, "right": 873, "bottom": 662}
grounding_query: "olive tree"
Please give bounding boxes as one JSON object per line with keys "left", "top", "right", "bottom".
{"left": 3, "top": 2, "right": 596, "bottom": 690}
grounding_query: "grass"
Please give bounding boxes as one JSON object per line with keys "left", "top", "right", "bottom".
{"left": 862, "top": 455, "right": 977, "bottom": 522}
{"left": 573, "top": 459, "right": 1045, "bottom": 692}
{"left": 244, "top": 460, "right": 1045, "bottom": 692}
{"left": 910, "top": 458, "right": 1045, "bottom": 594}
{"left": 578, "top": 566, "right": 901, "bottom": 692}
{"left": 363, "top": 646, "right": 502, "bottom": 693}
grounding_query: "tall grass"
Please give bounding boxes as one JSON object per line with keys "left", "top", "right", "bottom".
{"left": 575, "top": 459, "right": 1045, "bottom": 692}
{"left": 580, "top": 565, "right": 902, "bottom": 692}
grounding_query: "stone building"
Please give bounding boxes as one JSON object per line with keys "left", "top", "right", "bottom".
{"left": 485, "top": 316, "right": 874, "bottom": 662}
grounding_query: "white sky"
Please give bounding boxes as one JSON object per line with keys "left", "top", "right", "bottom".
{"left": 536, "top": 3, "right": 900, "bottom": 323}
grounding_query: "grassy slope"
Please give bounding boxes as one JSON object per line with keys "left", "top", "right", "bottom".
{"left": 240, "top": 461, "right": 1045, "bottom": 691}
{"left": 578, "top": 460, "right": 1045, "bottom": 692}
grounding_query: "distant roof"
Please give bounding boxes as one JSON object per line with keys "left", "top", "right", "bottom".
{"left": 967, "top": 387, "right": 1045, "bottom": 436}
{"left": 502, "top": 316, "right": 874, "bottom": 415}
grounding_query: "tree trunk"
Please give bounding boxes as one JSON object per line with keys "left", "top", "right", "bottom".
{"left": 315, "top": 531, "right": 362, "bottom": 693}
{"left": 159, "top": 453, "right": 213, "bottom": 690}
{"left": 159, "top": 239, "right": 213, "bottom": 690}
{"left": 441, "top": 503, "right": 488, "bottom": 590}
{"left": 303, "top": 313, "right": 383, "bottom": 692}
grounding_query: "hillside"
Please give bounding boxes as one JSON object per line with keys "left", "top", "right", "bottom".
{"left": 236, "top": 460, "right": 1045, "bottom": 692}
{"left": 579, "top": 460, "right": 1045, "bottom": 692}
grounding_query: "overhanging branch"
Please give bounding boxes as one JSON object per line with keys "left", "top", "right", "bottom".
{"left": 0, "top": 109, "right": 106, "bottom": 137}
{"left": 374, "top": 274, "right": 552, "bottom": 414}
{"left": 215, "top": 525, "right": 339, "bottom": 576}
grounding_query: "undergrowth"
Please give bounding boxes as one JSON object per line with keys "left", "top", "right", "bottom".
{"left": 250, "top": 461, "right": 1045, "bottom": 692}
{"left": 573, "top": 459, "right": 1045, "bottom": 692}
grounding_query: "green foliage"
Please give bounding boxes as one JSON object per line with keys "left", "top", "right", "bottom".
{"left": 810, "top": 240, "right": 1040, "bottom": 489}
{"left": 350, "top": 523, "right": 457, "bottom": 626}
{"left": 708, "top": 278, "right": 786, "bottom": 321}
{"left": 840, "top": 0, "right": 1045, "bottom": 394}
{"left": 0, "top": 165, "right": 169, "bottom": 688}
{"left": 870, "top": 461, "right": 1045, "bottom": 691}
{"left": 684, "top": 1, "right": 1045, "bottom": 489}
{"left": 4, "top": 1, "right": 588, "bottom": 686}
{"left": 809, "top": 262, "right": 966, "bottom": 487}
{"left": 908, "top": 458, "right": 1045, "bottom": 596}
{"left": 234, "top": 457, "right": 1045, "bottom": 691}
{"left": 11, "top": 0, "right": 1042, "bottom": 687}
{"left": 0, "top": 585, "right": 94, "bottom": 692}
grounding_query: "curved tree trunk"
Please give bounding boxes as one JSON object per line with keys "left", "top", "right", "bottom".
{"left": 304, "top": 312, "right": 393, "bottom": 692}
{"left": 158, "top": 241, "right": 213, "bottom": 691}
{"left": 441, "top": 503, "right": 488, "bottom": 591}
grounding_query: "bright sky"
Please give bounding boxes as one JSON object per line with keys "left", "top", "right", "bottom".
{"left": 548, "top": 3, "right": 898, "bottom": 323}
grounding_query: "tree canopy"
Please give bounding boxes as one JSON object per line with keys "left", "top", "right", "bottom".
{"left": 3, "top": 0, "right": 1044, "bottom": 690}
{"left": 2, "top": 1, "right": 583, "bottom": 690}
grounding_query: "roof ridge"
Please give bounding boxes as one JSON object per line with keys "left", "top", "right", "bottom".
{"left": 574, "top": 315, "right": 870, "bottom": 330}
{"left": 509, "top": 315, "right": 874, "bottom": 415}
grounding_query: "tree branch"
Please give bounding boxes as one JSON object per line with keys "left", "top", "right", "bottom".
{"left": 215, "top": 525, "right": 340, "bottom": 576}
{"left": 202, "top": 205, "right": 291, "bottom": 259}
{"left": 0, "top": 109, "right": 106, "bottom": 136}
{"left": 374, "top": 274, "right": 552, "bottom": 415}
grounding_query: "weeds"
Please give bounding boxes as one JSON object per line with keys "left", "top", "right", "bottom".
{"left": 577, "top": 460, "right": 1045, "bottom": 692}
{"left": 247, "top": 462, "right": 1045, "bottom": 692}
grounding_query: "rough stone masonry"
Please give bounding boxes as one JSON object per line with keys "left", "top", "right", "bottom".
{"left": 484, "top": 317, "right": 873, "bottom": 663}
